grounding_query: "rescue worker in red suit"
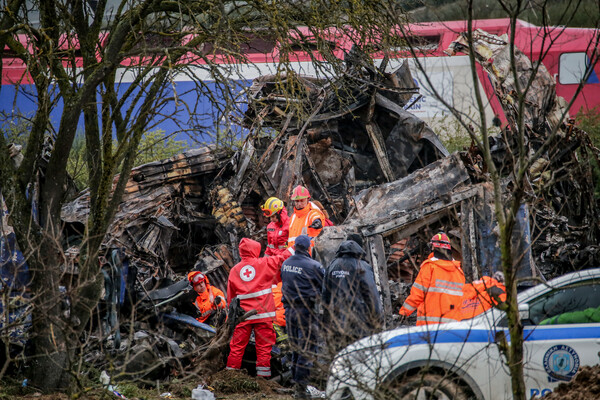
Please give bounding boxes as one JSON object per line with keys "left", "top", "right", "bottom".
{"left": 187, "top": 271, "right": 226, "bottom": 325}
{"left": 399, "top": 233, "right": 465, "bottom": 326}
{"left": 261, "top": 197, "right": 289, "bottom": 335}
{"left": 226, "top": 238, "right": 293, "bottom": 377}
{"left": 262, "top": 197, "right": 290, "bottom": 256}
{"left": 288, "top": 185, "right": 325, "bottom": 252}
{"left": 460, "top": 271, "right": 506, "bottom": 320}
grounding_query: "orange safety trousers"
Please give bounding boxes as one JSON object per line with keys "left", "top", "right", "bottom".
{"left": 272, "top": 282, "right": 286, "bottom": 327}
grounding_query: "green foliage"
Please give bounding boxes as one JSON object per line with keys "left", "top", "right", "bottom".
{"left": 66, "top": 130, "right": 188, "bottom": 191}
{"left": 68, "top": 134, "right": 88, "bottom": 191}
{"left": 578, "top": 106, "right": 600, "bottom": 146}
{"left": 210, "top": 374, "right": 261, "bottom": 393}
{"left": 1, "top": 117, "right": 31, "bottom": 148}
{"left": 406, "top": 0, "right": 600, "bottom": 28}
{"left": 116, "top": 382, "right": 152, "bottom": 398}
{"left": 576, "top": 107, "right": 600, "bottom": 198}
{"left": 432, "top": 113, "right": 491, "bottom": 153}
{"left": 134, "top": 129, "right": 188, "bottom": 166}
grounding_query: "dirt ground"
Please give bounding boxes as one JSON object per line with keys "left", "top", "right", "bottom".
{"left": 206, "top": 369, "right": 295, "bottom": 399}
{"left": 2, "top": 370, "right": 295, "bottom": 400}
{"left": 541, "top": 365, "right": 600, "bottom": 399}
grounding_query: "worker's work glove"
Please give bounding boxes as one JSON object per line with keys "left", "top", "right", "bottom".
{"left": 398, "top": 315, "right": 408, "bottom": 326}
{"left": 487, "top": 286, "right": 506, "bottom": 306}
{"left": 309, "top": 219, "right": 322, "bottom": 230}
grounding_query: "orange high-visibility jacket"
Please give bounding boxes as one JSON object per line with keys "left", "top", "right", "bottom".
{"left": 399, "top": 257, "right": 465, "bottom": 325}
{"left": 194, "top": 285, "right": 226, "bottom": 323}
{"left": 460, "top": 276, "right": 506, "bottom": 320}
{"left": 288, "top": 202, "right": 325, "bottom": 250}
{"left": 272, "top": 282, "right": 286, "bottom": 327}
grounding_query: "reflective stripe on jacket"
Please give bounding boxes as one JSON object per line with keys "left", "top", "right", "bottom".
{"left": 265, "top": 208, "right": 290, "bottom": 256}
{"left": 399, "top": 257, "right": 465, "bottom": 326}
{"left": 227, "top": 238, "right": 292, "bottom": 324}
{"left": 288, "top": 202, "right": 324, "bottom": 249}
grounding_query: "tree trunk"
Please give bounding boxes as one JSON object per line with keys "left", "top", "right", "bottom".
{"left": 29, "top": 236, "right": 71, "bottom": 391}
{"left": 500, "top": 225, "right": 526, "bottom": 400}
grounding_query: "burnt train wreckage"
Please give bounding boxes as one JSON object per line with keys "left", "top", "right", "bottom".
{"left": 54, "top": 34, "right": 600, "bottom": 374}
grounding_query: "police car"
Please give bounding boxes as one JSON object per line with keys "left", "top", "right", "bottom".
{"left": 326, "top": 268, "right": 600, "bottom": 400}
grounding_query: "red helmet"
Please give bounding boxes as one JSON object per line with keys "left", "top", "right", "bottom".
{"left": 291, "top": 185, "right": 310, "bottom": 200}
{"left": 188, "top": 271, "right": 206, "bottom": 285}
{"left": 431, "top": 233, "right": 451, "bottom": 250}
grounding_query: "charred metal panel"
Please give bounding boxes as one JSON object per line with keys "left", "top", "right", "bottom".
{"left": 234, "top": 54, "right": 444, "bottom": 222}
{"left": 345, "top": 153, "right": 470, "bottom": 233}
{"left": 376, "top": 93, "right": 449, "bottom": 177}
{"left": 460, "top": 186, "right": 535, "bottom": 282}
{"left": 313, "top": 226, "right": 350, "bottom": 269}
{"left": 366, "top": 234, "right": 392, "bottom": 319}
{"left": 61, "top": 147, "right": 231, "bottom": 279}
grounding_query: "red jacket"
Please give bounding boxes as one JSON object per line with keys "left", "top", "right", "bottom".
{"left": 399, "top": 257, "right": 465, "bottom": 325}
{"left": 265, "top": 208, "right": 290, "bottom": 256}
{"left": 227, "top": 238, "right": 292, "bottom": 324}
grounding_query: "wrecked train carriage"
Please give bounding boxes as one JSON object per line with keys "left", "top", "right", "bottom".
{"left": 61, "top": 146, "right": 242, "bottom": 292}
{"left": 228, "top": 60, "right": 449, "bottom": 223}
{"left": 446, "top": 29, "right": 600, "bottom": 277}
{"left": 313, "top": 152, "right": 536, "bottom": 319}
{"left": 311, "top": 30, "right": 600, "bottom": 319}
{"left": 59, "top": 147, "right": 254, "bottom": 379}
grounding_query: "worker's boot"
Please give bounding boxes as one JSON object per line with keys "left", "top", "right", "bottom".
{"left": 306, "top": 385, "right": 326, "bottom": 398}
{"left": 293, "top": 383, "right": 310, "bottom": 399}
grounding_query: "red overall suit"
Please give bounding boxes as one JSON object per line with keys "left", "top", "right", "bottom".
{"left": 399, "top": 257, "right": 465, "bottom": 325}
{"left": 226, "top": 238, "right": 292, "bottom": 377}
{"left": 265, "top": 208, "right": 290, "bottom": 256}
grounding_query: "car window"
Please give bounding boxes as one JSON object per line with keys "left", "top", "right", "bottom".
{"left": 527, "top": 280, "right": 600, "bottom": 325}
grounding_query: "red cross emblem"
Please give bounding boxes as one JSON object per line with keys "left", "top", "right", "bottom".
{"left": 240, "top": 265, "right": 256, "bottom": 282}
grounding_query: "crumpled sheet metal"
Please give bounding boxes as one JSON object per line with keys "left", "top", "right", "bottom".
{"left": 61, "top": 147, "right": 229, "bottom": 278}
{"left": 447, "top": 28, "right": 600, "bottom": 278}
{"left": 345, "top": 153, "right": 470, "bottom": 231}
{"left": 446, "top": 29, "right": 563, "bottom": 130}
{"left": 62, "top": 147, "right": 224, "bottom": 223}
{"left": 235, "top": 58, "right": 449, "bottom": 222}
{"left": 243, "top": 59, "right": 419, "bottom": 129}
